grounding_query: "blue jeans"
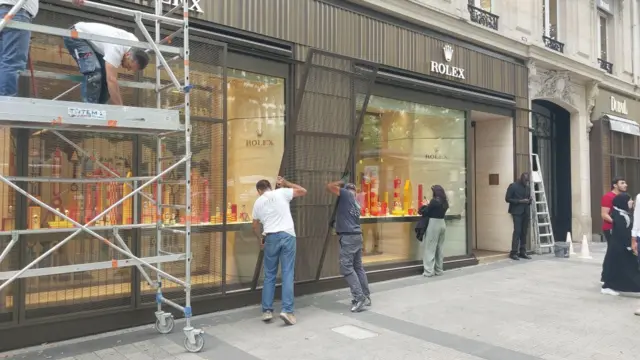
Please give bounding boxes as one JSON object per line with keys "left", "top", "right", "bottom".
{"left": 261, "top": 231, "right": 296, "bottom": 313}
{"left": 0, "top": 6, "right": 32, "bottom": 97}
{"left": 63, "top": 35, "right": 110, "bottom": 104}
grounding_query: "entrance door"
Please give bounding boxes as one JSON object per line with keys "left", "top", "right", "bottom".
{"left": 531, "top": 100, "right": 572, "bottom": 242}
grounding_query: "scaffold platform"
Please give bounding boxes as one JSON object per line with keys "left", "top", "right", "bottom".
{"left": 0, "top": 96, "right": 182, "bottom": 134}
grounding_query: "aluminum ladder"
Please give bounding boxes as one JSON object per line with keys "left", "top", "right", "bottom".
{"left": 532, "top": 154, "right": 555, "bottom": 254}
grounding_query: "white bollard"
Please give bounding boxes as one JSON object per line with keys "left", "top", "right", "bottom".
{"left": 578, "top": 234, "right": 593, "bottom": 259}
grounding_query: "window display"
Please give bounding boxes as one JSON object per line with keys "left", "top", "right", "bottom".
{"left": 356, "top": 95, "right": 468, "bottom": 265}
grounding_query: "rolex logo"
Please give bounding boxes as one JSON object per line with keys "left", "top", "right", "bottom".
{"left": 443, "top": 44, "right": 454, "bottom": 62}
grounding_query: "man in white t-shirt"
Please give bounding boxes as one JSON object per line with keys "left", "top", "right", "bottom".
{"left": 252, "top": 176, "right": 306, "bottom": 326}
{"left": 63, "top": 22, "right": 149, "bottom": 105}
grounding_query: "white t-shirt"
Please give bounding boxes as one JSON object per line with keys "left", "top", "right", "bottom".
{"left": 252, "top": 188, "right": 295, "bottom": 237}
{"left": 73, "top": 22, "right": 139, "bottom": 68}
{"left": 0, "top": 0, "right": 38, "bottom": 17}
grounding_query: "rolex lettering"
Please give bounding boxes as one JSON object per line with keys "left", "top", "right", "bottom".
{"left": 430, "top": 62, "right": 466, "bottom": 79}
{"left": 430, "top": 44, "right": 466, "bottom": 80}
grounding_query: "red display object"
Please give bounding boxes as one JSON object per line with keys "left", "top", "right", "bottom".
{"left": 381, "top": 202, "right": 388, "bottom": 215}
{"left": 418, "top": 184, "right": 423, "bottom": 208}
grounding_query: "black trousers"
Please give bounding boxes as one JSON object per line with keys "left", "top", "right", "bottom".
{"left": 601, "top": 229, "right": 613, "bottom": 283}
{"left": 511, "top": 214, "right": 529, "bottom": 255}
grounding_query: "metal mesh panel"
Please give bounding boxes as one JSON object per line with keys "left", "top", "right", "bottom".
{"left": 138, "top": 120, "right": 225, "bottom": 303}
{"left": 19, "top": 129, "right": 135, "bottom": 316}
{"left": 23, "top": 230, "right": 133, "bottom": 318}
{"left": 280, "top": 50, "right": 378, "bottom": 282}
{"left": 0, "top": 235, "right": 17, "bottom": 323}
{"left": 138, "top": 37, "right": 225, "bottom": 121}
{"left": 0, "top": 131, "right": 17, "bottom": 321}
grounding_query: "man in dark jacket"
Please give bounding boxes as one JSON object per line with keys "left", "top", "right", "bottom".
{"left": 505, "top": 172, "right": 533, "bottom": 261}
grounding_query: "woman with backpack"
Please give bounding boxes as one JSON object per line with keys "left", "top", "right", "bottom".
{"left": 418, "top": 185, "right": 449, "bottom": 277}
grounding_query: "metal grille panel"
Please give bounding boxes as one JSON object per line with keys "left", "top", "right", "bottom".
{"left": 277, "top": 50, "right": 378, "bottom": 282}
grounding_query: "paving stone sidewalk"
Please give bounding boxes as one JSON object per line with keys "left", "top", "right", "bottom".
{"left": 3, "top": 242, "right": 637, "bottom": 360}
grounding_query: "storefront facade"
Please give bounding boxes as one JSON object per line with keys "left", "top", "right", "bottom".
{"left": 0, "top": 0, "right": 529, "bottom": 349}
{"left": 590, "top": 88, "right": 640, "bottom": 235}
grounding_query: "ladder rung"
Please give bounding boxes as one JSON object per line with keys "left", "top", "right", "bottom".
{"left": 159, "top": 155, "right": 182, "bottom": 161}
{"left": 537, "top": 212, "right": 549, "bottom": 215}
{"left": 539, "top": 233, "right": 553, "bottom": 237}
{"left": 534, "top": 190, "right": 545, "bottom": 193}
{"left": 160, "top": 204, "right": 186, "bottom": 209}
{"left": 538, "top": 223, "right": 551, "bottom": 226}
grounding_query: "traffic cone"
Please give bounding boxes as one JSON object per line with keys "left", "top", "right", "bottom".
{"left": 578, "top": 234, "right": 592, "bottom": 259}
{"left": 567, "top": 232, "right": 576, "bottom": 256}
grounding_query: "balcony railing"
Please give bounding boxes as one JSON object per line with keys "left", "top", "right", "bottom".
{"left": 598, "top": 58, "right": 613, "bottom": 74}
{"left": 542, "top": 36, "right": 564, "bottom": 53}
{"left": 467, "top": 4, "right": 499, "bottom": 31}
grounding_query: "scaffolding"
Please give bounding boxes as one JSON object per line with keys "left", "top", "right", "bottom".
{"left": 0, "top": 0, "right": 205, "bottom": 353}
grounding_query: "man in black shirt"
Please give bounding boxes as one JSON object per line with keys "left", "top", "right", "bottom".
{"left": 505, "top": 172, "right": 533, "bottom": 261}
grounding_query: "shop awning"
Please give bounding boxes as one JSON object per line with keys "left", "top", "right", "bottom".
{"left": 604, "top": 114, "right": 640, "bottom": 136}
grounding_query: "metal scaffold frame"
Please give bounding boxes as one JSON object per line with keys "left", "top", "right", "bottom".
{"left": 0, "top": 0, "right": 205, "bottom": 352}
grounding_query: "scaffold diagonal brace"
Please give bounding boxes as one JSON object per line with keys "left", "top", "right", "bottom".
{"left": 0, "top": 157, "right": 188, "bottom": 292}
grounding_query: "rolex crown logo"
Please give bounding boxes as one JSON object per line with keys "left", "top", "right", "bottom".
{"left": 443, "top": 44, "right": 454, "bottom": 62}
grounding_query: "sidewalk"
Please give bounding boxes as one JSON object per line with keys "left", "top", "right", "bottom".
{"left": 2, "top": 243, "right": 638, "bottom": 360}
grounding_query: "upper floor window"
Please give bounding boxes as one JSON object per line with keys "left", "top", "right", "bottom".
{"left": 599, "top": 12, "right": 609, "bottom": 61}
{"left": 542, "top": 0, "right": 558, "bottom": 39}
{"left": 470, "top": 0, "right": 492, "bottom": 12}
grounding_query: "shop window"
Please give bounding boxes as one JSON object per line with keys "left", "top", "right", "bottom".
{"left": 356, "top": 96, "right": 467, "bottom": 266}
{"left": 225, "top": 69, "right": 285, "bottom": 223}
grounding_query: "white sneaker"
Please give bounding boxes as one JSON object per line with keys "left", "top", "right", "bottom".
{"left": 262, "top": 311, "right": 273, "bottom": 322}
{"left": 279, "top": 312, "right": 296, "bottom": 325}
{"left": 601, "top": 288, "right": 620, "bottom": 296}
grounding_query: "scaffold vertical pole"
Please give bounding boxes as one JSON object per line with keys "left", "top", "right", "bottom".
{"left": 181, "top": 0, "right": 201, "bottom": 351}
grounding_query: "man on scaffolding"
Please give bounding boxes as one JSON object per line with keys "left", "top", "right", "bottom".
{"left": 63, "top": 22, "right": 149, "bottom": 105}
{"left": 0, "top": 0, "right": 83, "bottom": 97}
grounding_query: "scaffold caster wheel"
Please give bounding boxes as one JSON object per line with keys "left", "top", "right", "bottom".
{"left": 155, "top": 316, "right": 175, "bottom": 334}
{"left": 184, "top": 333, "right": 205, "bottom": 353}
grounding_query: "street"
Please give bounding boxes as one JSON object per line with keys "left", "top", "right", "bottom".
{"left": 2, "top": 243, "right": 637, "bottom": 360}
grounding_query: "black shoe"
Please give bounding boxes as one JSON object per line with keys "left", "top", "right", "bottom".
{"left": 518, "top": 253, "right": 532, "bottom": 260}
{"left": 509, "top": 254, "right": 520, "bottom": 260}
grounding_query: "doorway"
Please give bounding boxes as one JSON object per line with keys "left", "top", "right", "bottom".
{"left": 531, "top": 100, "right": 572, "bottom": 242}
{"left": 468, "top": 110, "right": 514, "bottom": 262}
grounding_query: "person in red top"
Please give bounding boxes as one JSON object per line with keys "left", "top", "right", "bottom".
{"left": 601, "top": 176, "right": 628, "bottom": 296}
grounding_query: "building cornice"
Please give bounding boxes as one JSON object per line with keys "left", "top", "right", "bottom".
{"left": 348, "top": 0, "right": 640, "bottom": 98}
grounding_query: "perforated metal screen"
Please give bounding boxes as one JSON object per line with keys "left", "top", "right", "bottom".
{"left": 250, "top": 50, "right": 378, "bottom": 286}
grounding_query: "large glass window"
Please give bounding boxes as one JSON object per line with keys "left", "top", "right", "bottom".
{"left": 356, "top": 95, "right": 467, "bottom": 266}
{"left": 226, "top": 69, "right": 285, "bottom": 224}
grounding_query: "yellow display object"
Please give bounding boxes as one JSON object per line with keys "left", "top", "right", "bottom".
{"left": 211, "top": 206, "right": 222, "bottom": 224}
{"left": 403, "top": 180, "right": 412, "bottom": 215}
{"left": 122, "top": 171, "right": 132, "bottom": 224}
